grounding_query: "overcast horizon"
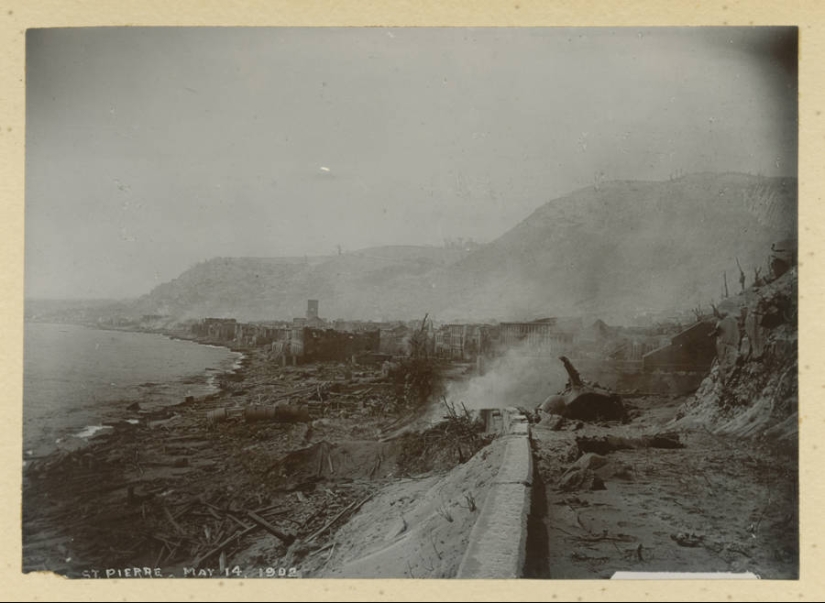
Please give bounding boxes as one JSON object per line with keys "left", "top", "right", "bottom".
{"left": 25, "top": 27, "right": 797, "bottom": 300}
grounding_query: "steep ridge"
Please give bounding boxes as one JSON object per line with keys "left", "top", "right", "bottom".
{"left": 429, "top": 173, "right": 796, "bottom": 321}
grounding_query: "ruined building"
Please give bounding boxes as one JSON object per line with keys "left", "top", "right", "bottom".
{"left": 642, "top": 321, "right": 717, "bottom": 373}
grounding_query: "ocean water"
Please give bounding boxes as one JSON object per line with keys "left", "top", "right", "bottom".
{"left": 23, "top": 322, "right": 242, "bottom": 456}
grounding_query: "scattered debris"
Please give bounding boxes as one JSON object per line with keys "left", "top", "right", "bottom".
{"left": 670, "top": 532, "right": 704, "bottom": 548}
{"left": 559, "top": 468, "right": 606, "bottom": 492}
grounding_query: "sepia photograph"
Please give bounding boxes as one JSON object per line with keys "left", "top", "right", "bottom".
{"left": 22, "top": 26, "right": 798, "bottom": 580}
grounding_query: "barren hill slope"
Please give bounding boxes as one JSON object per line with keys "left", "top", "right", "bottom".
{"left": 132, "top": 173, "right": 796, "bottom": 323}
{"left": 131, "top": 247, "right": 469, "bottom": 321}
{"left": 428, "top": 173, "right": 796, "bottom": 322}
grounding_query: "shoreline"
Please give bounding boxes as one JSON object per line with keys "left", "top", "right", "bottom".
{"left": 21, "top": 320, "right": 799, "bottom": 579}
{"left": 22, "top": 322, "right": 246, "bottom": 460}
{"left": 21, "top": 335, "right": 436, "bottom": 576}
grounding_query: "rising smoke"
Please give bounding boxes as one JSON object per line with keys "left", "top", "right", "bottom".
{"left": 444, "top": 344, "right": 571, "bottom": 413}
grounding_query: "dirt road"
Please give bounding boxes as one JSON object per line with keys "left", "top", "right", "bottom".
{"left": 525, "top": 395, "right": 798, "bottom": 579}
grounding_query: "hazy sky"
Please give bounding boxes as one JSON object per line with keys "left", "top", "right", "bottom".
{"left": 25, "top": 27, "right": 797, "bottom": 299}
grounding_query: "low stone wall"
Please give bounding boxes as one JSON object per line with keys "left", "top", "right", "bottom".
{"left": 456, "top": 407, "right": 533, "bottom": 578}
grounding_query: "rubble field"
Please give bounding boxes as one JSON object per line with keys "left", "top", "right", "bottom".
{"left": 22, "top": 353, "right": 491, "bottom": 578}
{"left": 23, "top": 269, "right": 799, "bottom": 579}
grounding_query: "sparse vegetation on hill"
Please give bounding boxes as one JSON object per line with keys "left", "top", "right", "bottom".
{"left": 429, "top": 173, "right": 795, "bottom": 322}
{"left": 673, "top": 267, "right": 798, "bottom": 442}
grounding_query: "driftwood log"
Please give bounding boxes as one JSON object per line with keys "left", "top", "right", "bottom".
{"left": 576, "top": 432, "right": 683, "bottom": 455}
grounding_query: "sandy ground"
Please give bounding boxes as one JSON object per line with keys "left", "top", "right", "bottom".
{"left": 309, "top": 437, "right": 506, "bottom": 578}
{"left": 526, "top": 395, "right": 798, "bottom": 579}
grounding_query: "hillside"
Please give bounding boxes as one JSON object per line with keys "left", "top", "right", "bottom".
{"left": 427, "top": 173, "right": 796, "bottom": 322}
{"left": 672, "top": 266, "right": 798, "bottom": 441}
{"left": 130, "top": 247, "right": 469, "bottom": 322}
{"left": 130, "top": 173, "right": 796, "bottom": 323}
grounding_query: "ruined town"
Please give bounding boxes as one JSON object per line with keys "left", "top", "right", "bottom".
{"left": 22, "top": 26, "right": 800, "bottom": 583}
{"left": 23, "top": 237, "right": 798, "bottom": 579}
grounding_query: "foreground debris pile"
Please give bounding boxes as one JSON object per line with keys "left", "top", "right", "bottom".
{"left": 22, "top": 352, "right": 488, "bottom": 577}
